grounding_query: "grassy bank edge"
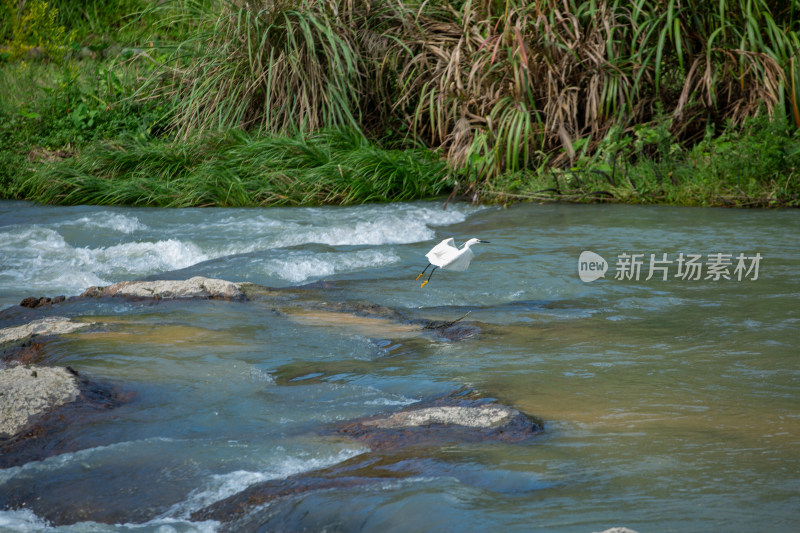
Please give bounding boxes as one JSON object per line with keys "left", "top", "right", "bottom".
{"left": 2, "top": 1, "right": 799, "bottom": 209}
{"left": 3, "top": 120, "right": 799, "bottom": 208}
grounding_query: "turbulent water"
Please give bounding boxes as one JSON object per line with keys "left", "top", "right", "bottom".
{"left": 0, "top": 199, "right": 798, "bottom": 532}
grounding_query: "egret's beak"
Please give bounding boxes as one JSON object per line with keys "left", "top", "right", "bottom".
{"left": 478, "top": 240, "right": 491, "bottom": 243}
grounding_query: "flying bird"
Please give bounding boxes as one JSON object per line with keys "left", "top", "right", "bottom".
{"left": 415, "top": 237, "right": 490, "bottom": 288}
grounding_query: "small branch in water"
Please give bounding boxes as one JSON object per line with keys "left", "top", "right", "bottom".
{"left": 424, "top": 311, "right": 472, "bottom": 330}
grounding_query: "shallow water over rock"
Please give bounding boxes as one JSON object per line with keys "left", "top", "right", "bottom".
{"left": 0, "top": 200, "right": 798, "bottom": 532}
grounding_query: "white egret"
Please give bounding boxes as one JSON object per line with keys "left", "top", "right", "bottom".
{"left": 415, "top": 237, "right": 490, "bottom": 288}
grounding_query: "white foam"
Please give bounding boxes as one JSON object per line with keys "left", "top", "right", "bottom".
{"left": 247, "top": 367, "right": 275, "bottom": 384}
{"left": 0, "top": 226, "right": 208, "bottom": 298}
{"left": 273, "top": 219, "right": 432, "bottom": 247}
{"left": 0, "top": 226, "right": 64, "bottom": 249}
{"left": 272, "top": 205, "right": 477, "bottom": 248}
{"left": 364, "top": 397, "right": 418, "bottom": 406}
{"left": 195, "top": 204, "right": 480, "bottom": 254}
{"left": 0, "top": 509, "right": 219, "bottom": 532}
{"left": 58, "top": 212, "right": 147, "bottom": 234}
{"left": 260, "top": 250, "right": 400, "bottom": 283}
{"left": 165, "top": 447, "right": 364, "bottom": 519}
{"left": 112, "top": 517, "right": 220, "bottom": 532}
{"left": 362, "top": 385, "right": 417, "bottom": 406}
{"left": 91, "top": 240, "right": 208, "bottom": 277}
{"left": 0, "top": 508, "right": 51, "bottom": 531}
{"left": 0, "top": 437, "right": 176, "bottom": 485}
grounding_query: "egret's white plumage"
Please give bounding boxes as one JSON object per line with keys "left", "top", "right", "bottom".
{"left": 426, "top": 237, "right": 476, "bottom": 271}
{"left": 416, "top": 237, "right": 489, "bottom": 287}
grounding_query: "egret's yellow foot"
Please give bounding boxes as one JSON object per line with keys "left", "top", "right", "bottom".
{"left": 415, "top": 273, "right": 423, "bottom": 280}
{"left": 420, "top": 281, "right": 428, "bottom": 288}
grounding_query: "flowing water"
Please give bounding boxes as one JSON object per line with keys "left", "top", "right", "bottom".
{"left": 0, "top": 199, "right": 798, "bottom": 532}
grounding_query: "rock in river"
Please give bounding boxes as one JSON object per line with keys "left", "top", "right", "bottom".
{"left": 363, "top": 404, "right": 519, "bottom": 428}
{"left": 81, "top": 276, "right": 244, "bottom": 301}
{"left": 337, "top": 399, "right": 540, "bottom": 450}
{"left": 0, "top": 316, "right": 91, "bottom": 345}
{"left": 192, "top": 397, "right": 542, "bottom": 525}
{"left": 0, "top": 367, "right": 130, "bottom": 468}
{"left": 0, "top": 365, "right": 80, "bottom": 438}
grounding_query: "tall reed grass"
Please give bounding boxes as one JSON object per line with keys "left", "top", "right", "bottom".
{"left": 145, "top": 0, "right": 800, "bottom": 189}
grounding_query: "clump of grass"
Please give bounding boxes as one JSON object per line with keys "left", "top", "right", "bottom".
{"left": 4, "top": 1, "right": 800, "bottom": 208}
{"left": 17, "top": 128, "right": 452, "bottom": 206}
{"left": 140, "top": 0, "right": 800, "bottom": 195}
{"left": 146, "top": 0, "right": 362, "bottom": 139}
{"left": 479, "top": 113, "right": 800, "bottom": 207}
{"left": 0, "top": 58, "right": 169, "bottom": 196}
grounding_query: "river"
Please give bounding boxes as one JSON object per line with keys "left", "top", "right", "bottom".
{"left": 0, "top": 199, "right": 798, "bottom": 532}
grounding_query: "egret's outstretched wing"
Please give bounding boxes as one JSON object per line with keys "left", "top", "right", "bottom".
{"left": 426, "top": 238, "right": 457, "bottom": 267}
{"left": 443, "top": 247, "right": 474, "bottom": 271}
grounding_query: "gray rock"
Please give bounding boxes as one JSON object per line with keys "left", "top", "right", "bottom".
{"left": 194, "top": 397, "right": 542, "bottom": 525}
{"left": 0, "top": 366, "right": 80, "bottom": 438}
{"left": 338, "top": 398, "right": 541, "bottom": 451}
{"left": 82, "top": 276, "right": 244, "bottom": 301}
{"left": 363, "top": 404, "right": 518, "bottom": 429}
{"left": 0, "top": 316, "right": 91, "bottom": 345}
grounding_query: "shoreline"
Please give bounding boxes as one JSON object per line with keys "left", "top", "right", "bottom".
{"left": 3, "top": 2, "right": 799, "bottom": 210}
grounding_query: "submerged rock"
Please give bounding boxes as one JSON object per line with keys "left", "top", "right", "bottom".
{"left": 0, "top": 372, "right": 131, "bottom": 468}
{"left": 19, "top": 295, "right": 66, "bottom": 309}
{"left": 423, "top": 321, "right": 481, "bottom": 341}
{"left": 0, "top": 316, "right": 92, "bottom": 345}
{"left": 241, "top": 282, "right": 483, "bottom": 340}
{"left": 193, "top": 396, "right": 541, "bottom": 525}
{"left": 1, "top": 338, "right": 47, "bottom": 366}
{"left": 338, "top": 399, "right": 540, "bottom": 451}
{"left": 11, "top": 278, "right": 481, "bottom": 346}
{"left": 362, "top": 404, "right": 520, "bottom": 429}
{"left": 81, "top": 276, "right": 244, "bottom": 301}
{"left": 0, "top": 366, "right": 80, "bottom": 438}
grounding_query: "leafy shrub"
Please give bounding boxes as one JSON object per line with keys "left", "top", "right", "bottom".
{"left": 2, "top": 0, "right": 75, "bottom": 61}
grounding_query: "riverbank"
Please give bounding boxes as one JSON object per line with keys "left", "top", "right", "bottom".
{"left": 2, "top": 1, "right": 799, "bottom": 208}
{"left": 5, "top": 104, "right": 798, "bottom": 208}
{"left": 0, "top": 0, "right": 800, "bottom": 207}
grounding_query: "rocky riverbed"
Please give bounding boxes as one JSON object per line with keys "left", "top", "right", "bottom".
{"left": 192, "top": 393, "right": 542, "bottom": 528}
{"left": 0, "top": 277, "right": 541, "bottom": 527}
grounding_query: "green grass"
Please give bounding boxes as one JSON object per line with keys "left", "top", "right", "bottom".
{"left": 2, "top": 0, "right": 799, "bottom": 208}
{"left": 480, "top": 114, "right": 800, "bottom": 207}
{"left": 0, "top": 58, "right": 169, "bottom": 196}
{"left": 1, "top": 0, "right": 186, "bottom": 53}
{"left": 16, "top": 128, "right": 452, "bottom": 206}
{"left": 139, "top": 0, "right": 800, "bottom": 185}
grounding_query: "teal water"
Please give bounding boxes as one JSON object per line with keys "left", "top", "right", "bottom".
{"left": 0, "top": 200, "right": 798, "bottom": 532}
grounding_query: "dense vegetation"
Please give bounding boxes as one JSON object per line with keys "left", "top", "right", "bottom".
{"left": 2, "top": 0, "right": 800, "bottom": 207}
